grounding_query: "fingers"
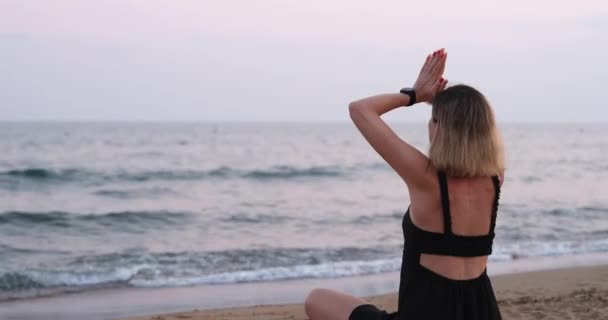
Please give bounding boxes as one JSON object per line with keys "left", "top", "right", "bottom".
{"left": 420, "top": 54, "right": 432, "bottom": 74}
{"left": 431, "top": 77, "right": 448, "bottom": 94}
{"left": 430, "top": 49, "right": 446, "bottom": 77}
{"left": 418, "top": 49, "right": 448, "bottom": 94}
{"left": 423, "top": 49, "right": 444, "bottom": 77}
{"left": 439, "top": 52, "right": 447, "bottom": 75}
{"left": 439, "top": 77, "right": 448, "bottom": 91}
{"left": 420, "top": 49, "right": 441, "bottom": 76}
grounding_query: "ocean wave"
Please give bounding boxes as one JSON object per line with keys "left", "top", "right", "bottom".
{"left": 243, "top": 165, "right": 343, "bottom": 179}
{"left": 130, "top": 258, "right": 403, "bottom": 287}
{"left": 350, "top": 211, "right": 404, "bottom": 224}
{"left": 0, "top": 244, "right": 71, "bottom": 255}
{"left": 2, "top": 238, "right": 608, "bottom": 301}
{"left": 1, "top": 168, "right": 84, "bottom": 182}
{"left": 493, "top": 238, "right": 608, "bottom": 260}
{"left": 0, "top": 258, "right": 403, "bottom": 301}
{"left": 0, "top": 257, "right": 402, "bottom": 298}
{"left": 543, "top": 206, "right": 607, "bottom": 217}
{"left": 0, "top": 210, "right": 190, "bottom": 228}
{"left": 93, "top": 187, "right": 180, "bottom": 199}
{"left": 0, "top": 163, "right": 386, "bottom": 186}
{"left": 219, "top": 213, "right": 292, "bottom": 224}
{"left": 0, "top": 268, "right": 138, "bottom": 301}
{"left": 0, "top": 246, "right": 398, "bottom": 293}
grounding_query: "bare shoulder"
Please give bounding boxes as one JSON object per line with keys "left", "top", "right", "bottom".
{"left": 409, "top": 164, "right": 440, "bottom": 192}
{"left": 407, "top": 166, "right": 441, "bottom": 219}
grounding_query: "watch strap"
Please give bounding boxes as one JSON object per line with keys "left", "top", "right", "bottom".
{"left": 399, "top": 88, "right": 417, "bottom": 106}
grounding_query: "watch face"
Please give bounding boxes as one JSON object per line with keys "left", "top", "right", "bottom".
{"left": 400, "top": 88, "right": 414, "bottom": 94}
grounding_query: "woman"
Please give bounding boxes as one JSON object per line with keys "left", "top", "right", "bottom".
{"left": 304, "top": 48, "right": 505, "bottom": 320}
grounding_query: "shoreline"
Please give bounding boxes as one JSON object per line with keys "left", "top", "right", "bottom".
{"left": 125, "top": 263, "right": 608, "bottom": 320}
{"left": 0, "top": 253, "right": 607, "bottom": 320}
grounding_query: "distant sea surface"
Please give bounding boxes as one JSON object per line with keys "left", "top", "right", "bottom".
{"left": 0, "top": 122, "right": 606, "bottom": 301}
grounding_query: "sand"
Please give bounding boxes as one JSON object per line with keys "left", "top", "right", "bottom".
{"left": 123, "top": 264, "right": 608, "bottom": 320}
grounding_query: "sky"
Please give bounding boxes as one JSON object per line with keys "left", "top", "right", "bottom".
{"left": 0, "top": 0, "right": 607, "bottom": 122}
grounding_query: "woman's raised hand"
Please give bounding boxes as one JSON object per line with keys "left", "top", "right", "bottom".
{"left": 413, "top": 48, "right": 448, "bottom": 103}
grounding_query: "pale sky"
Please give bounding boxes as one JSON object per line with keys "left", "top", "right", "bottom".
{"left": 1, "top": 0, "right": 606, "bottom": 122}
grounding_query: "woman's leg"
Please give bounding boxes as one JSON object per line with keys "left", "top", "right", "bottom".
{"left": 304, "top": 287, "right": 369, "bottom": 320}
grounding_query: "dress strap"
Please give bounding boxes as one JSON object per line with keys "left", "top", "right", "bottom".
{"left": 437, "top": 171, "right": 453, "bottom": 234}
{"left": 489, "top": 175, "right": 501, "bottom": 234}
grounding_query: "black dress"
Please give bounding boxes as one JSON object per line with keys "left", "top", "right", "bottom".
{"left": 349, "top": 171, "right": 502, "bottom": 320}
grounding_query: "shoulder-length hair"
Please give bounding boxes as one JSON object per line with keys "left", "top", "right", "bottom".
{"left": 429, "top": 84, "right": 505, "bottom": 177}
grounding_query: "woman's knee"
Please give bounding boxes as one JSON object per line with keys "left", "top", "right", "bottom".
{"left": 304, "top": 288, "right": 331, "bottom": 316}
{"left": 305, "top": 287, "right": 368, "bottom": 320}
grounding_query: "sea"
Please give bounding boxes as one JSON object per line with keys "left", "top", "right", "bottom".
{"left": 0, "top": 122, "right": 607, "bottom": 302}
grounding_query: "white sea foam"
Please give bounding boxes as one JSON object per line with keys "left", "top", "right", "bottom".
{"left": 4, "top": 238, "right": 608, "bottom": 294}
{"left": 129, "top": 258, "right": 403, "bottom": 287}
{"left": 23, "top": 265, "right": 150, "bottom": 287}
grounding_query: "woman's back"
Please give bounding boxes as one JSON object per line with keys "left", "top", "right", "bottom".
{"left": 398, "top": 170, "right": 502, "bottom": 319}
{"left": 409, "top": 172, "right": 502, "bottom": 280}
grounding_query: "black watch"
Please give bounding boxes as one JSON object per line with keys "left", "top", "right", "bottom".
{"left": 399, "top": 87, "right": 417, "bottom": 106}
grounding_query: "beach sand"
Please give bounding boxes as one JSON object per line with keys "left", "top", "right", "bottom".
{"left": 124, "top": 264, "right": 608, "bottom": 320}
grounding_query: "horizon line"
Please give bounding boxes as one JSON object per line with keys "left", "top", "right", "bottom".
{"left": 0, "top": 120, "right": 607, "bottom": 124}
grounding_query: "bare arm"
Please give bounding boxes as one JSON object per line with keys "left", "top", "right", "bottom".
{"left": 349, "top": 49, "right": 448, "bottom": 188}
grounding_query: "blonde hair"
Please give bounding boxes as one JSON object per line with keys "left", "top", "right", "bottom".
{"left": 429, "top": 84, "right": 505, "bottom": 177}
